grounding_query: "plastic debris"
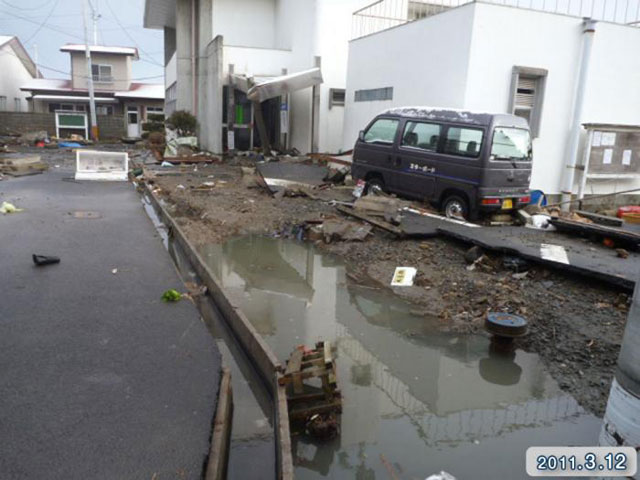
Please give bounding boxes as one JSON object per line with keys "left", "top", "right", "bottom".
{"left": 161, "top": 161, "right": 175, "bottom": 167}
{"left": 161, "top": 289, "right": 182, "bottom": 302}
{"left": 425, "top": 472, "right": 457, "bottom": 480}
{"left": 32, "top": 254, "right": 60, "bottom": 266}
{"left": 352, "top": 179, "right": 366, "bottom": 199}
{"left": 0, "top": 201, "right": 23, "bottom": 214}
{"left": 390, "top": 267, "right": 417, "bottom": 286}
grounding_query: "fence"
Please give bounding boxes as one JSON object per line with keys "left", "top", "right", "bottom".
{"left": 352, "top": 0, "right": 640, "bottom": 39}
{"left": 0, "top": 112, "right": 125, "bottom": 140}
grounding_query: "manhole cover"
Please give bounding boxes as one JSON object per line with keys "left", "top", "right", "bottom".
{"left": 71, "top": 210, "right": 102, "bottom": 219}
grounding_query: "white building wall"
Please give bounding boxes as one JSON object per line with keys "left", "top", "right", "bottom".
{"left": 463, "top": 3, "right": 584, "bottom": 195}
{"left": 0, "top": 42, "right": 35, "bottom": 112}
{"left": 213, "top": 0, "right": 277, "bottom": 48}
{"left": 315, "top": 0, "right": 372, "bottom": 153}
{"left": 581, "top": 21, "right": 640, "bottom": 196}
{"left": 342, "top": 3, "right": 477, "bottom": 151}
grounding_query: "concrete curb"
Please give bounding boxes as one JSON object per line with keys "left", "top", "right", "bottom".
{"left": 206, "top": 367, "right": 233, "bottom": 480}
{"left": 142, "top": 184, "right": 294, "bottom": 480}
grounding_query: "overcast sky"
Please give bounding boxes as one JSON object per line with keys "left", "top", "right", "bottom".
{"left": 0, "top": 0, "right": 164, "bottom": 83}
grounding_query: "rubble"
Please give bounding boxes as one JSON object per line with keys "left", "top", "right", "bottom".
{"left": 0, "top": 156, "right": 49, "bottom": 176}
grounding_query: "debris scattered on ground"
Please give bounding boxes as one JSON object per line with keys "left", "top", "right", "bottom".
{"left": 425, "top": 471, "right": 457, "bottom": 480}
{"left": 112, "top": 268, "right": 118, "bottom": 274}
{"left": 305, "top": 413, "right": 339, "bottom": 440}
{"left": 616, "top": 248, "right": 629, "bottom": 259}
{"left": 256, "top": 161, "right": 329, "bottom": 195}
{"left": 391, "top": 266, "right": 417, "bottom": 286}
{"left": 0, "top": 201, "right": 23, "bottom": 214}
{"left": 161, "top": 289, "right": 182, "bottom": 302}
{"left": 32, "top": 254, "right": 60, "bottom": 266}
{"left": 0, "top": 156, "right": 49, "bottom": 177}
{"left": 281, "top": 342, "right": 341, "bottom": 426}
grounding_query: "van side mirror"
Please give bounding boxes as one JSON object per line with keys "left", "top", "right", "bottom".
{"left": 358, "top": 130, "right": 365, "bottom": 142}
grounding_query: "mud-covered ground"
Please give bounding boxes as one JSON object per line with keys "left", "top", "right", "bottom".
{"left": 3, "top": 146, "right": 627, "bottom": 416}
{"left": 139, "top": 157, "right": 632, "bottom": 417}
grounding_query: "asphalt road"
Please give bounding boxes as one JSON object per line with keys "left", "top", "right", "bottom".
{"left": 0, "top": 170, "right": 221, "bottom": 479}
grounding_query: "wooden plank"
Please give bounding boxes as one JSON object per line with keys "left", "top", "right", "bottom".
{"left": 284, "top": 349, "right": 303, "bottom": 376}
{"left": 288, "top": 400, "right": 342, "bottom": 421}
{"left": 336, "top": 206, "right": 403, "bottom": 237}
{"left": 323, "top": 341, "right": 332, "bottom": 367}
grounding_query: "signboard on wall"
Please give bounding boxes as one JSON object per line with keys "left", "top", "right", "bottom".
{"left": 585, "top": 125, "right": 640, "bottom": 175}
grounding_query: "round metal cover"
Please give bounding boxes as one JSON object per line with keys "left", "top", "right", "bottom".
{"left": 71, "top": 210, "right": 102, "bottom": 219}
{"left": 485, "top": 312, "right": 528, "bottom": 338}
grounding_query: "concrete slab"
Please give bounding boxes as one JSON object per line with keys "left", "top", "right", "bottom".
{"left": 401, "top": 211, "right": 639, "bottom": 290}
{"left": 0, "top": 171, "right": 221, "bottom": 479}
{"left": 256, "top": 162, "right": 328, "bottom": 194}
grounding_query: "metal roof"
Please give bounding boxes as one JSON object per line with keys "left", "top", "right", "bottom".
{"left": 60, "top": 44, "right": 139, "bottom": 60}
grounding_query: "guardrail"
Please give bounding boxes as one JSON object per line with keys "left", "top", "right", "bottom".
{"left": 352, "top": 0, "right": 640, "bottom": 39}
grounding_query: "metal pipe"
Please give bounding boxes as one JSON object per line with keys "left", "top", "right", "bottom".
{"left": 560, "top": 19, "right": 596, "bottom": 211}
{"left": 82, "top": 0, "right": 98, "bottom": 141}
{"left": 599, "top": 278, "right": 640, "bottom": 476}
{"left": 191, "top": 0, "right": 198, "bottom": 116}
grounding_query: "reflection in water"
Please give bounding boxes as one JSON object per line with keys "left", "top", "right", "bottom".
{"left": 198, "top": 236, "right": 601, "bottom": 480}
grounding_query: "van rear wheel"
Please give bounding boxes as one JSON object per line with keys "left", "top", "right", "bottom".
{"left": 442, "top": 194, "right": 469, "bottom": 220}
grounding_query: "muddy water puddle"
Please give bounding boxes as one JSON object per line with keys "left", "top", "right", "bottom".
{"left": 199, "top": 236, "right": 601, "bottom": 480}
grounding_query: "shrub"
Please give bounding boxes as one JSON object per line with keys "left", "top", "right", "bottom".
{"left": 166, "top": 110, "right": 197, "bottom": 137}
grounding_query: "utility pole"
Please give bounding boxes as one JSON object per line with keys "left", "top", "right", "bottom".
{"left": 82, "top": 0, "right": 99, "bottom": 141}
{"left": 600, "top": 277, "right": 640, "bottom": 476}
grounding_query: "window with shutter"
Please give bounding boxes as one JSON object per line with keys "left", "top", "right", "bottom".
{"left": 509, "top": 67, "right": 547, "bottom": 139}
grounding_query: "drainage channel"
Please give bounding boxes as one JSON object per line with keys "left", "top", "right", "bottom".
{"left": 141, "top": 193, "right": 278, "bottom": 479}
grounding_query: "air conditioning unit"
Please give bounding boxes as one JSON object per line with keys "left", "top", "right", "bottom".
{"left": 75, "top": 150, "right": 128, "bottom": 181}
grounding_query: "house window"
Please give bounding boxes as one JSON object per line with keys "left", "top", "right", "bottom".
{"left": 508, "top": 66, "right": 547, "bottom": 138}
{"left": 329, "top": 88, "right": 345, "bottom": 108}
{"left": 0, "top": 96, "right": 6, "bottom": 111}
{"left": 60, "top": 104, "right": 74, "bottom": 111}
{"left": 443, "top": 126, "right": 483, "bottom": 158}
{"left": 96, "top": 105, "right": 113, "bottom": 115}
{"left": 14, "top": 98, "right": 21, "bottom": 112}
{"left": 91, "top": 64, "right": 113, "bottom": 82}
{"left": 355, "top": 87, "right": 393, "bottom": 102}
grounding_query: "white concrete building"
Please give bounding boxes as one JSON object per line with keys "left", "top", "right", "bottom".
{"left": 143, "top": 0, "right": 371, "bottom": 154}
{"left": 344, "top": 1, "right": 640, "bottom": 198}
{"left": 0, "top": 36, "right": 39, "bottom": 113}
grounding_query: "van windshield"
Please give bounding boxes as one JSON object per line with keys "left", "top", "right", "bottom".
{"left": 491, "top": 127, "right": 531, "bottom": 161}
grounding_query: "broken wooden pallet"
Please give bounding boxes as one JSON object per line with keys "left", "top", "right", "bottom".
{"left": 279, "top": 341, "right": 341, "bottom": 421}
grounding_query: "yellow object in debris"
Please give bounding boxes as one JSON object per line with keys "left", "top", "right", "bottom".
{"left": 0, "top": 201, "right": 23, "bottom": 214}
{"left": 502, "top": 199, "right": 513, "bottom": 210}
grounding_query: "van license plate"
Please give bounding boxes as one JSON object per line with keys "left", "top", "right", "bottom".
{"left": 502, "top": 199, "right": 513, "bottom": 210}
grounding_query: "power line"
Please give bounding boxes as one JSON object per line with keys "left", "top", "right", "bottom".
{"left": 0, "top": 0, "right": 53, "bottom": 11}
{"left": 22, "top": 0, "right": 62, "bottom": 45}
{"left": 103, "top": 0, "right": 163, "bottom": 67}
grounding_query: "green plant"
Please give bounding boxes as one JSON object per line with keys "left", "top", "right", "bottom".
{"left": 167, "top": 110, "right": 197, "bottom": 136}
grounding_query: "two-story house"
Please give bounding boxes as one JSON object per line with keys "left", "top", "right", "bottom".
{"left": 0, "top": 35, "right": 40, "bottom": 113}
{"left": 21, "top": 44, "right": 164, "bottom": 138}
{"left": 143, "top": 0, "right": 370, "bottom": 154}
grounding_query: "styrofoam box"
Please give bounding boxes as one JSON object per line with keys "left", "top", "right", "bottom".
{"left": 75, "top": 150, "right": 128, "bottom": 181}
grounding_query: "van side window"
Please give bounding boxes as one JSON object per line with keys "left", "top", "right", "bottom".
{"left": 364, "top": 118, "right": 399, "bottom": 144}
{"left": 401, "top": 121, "right": 441, "bottom": 151}
{"left": 443, "top": 127, "right": 483, "bottom": 157}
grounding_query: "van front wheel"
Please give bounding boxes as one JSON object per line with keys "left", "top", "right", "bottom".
{"left": 365, "top": 176, "right": 385, "bottom": 194}
{"left": 442, "top": 194, "right": 469, "bottom": 220}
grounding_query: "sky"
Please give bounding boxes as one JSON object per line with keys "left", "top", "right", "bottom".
{"left": 0, "top": 0, "right": 164, "bottom": 83}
